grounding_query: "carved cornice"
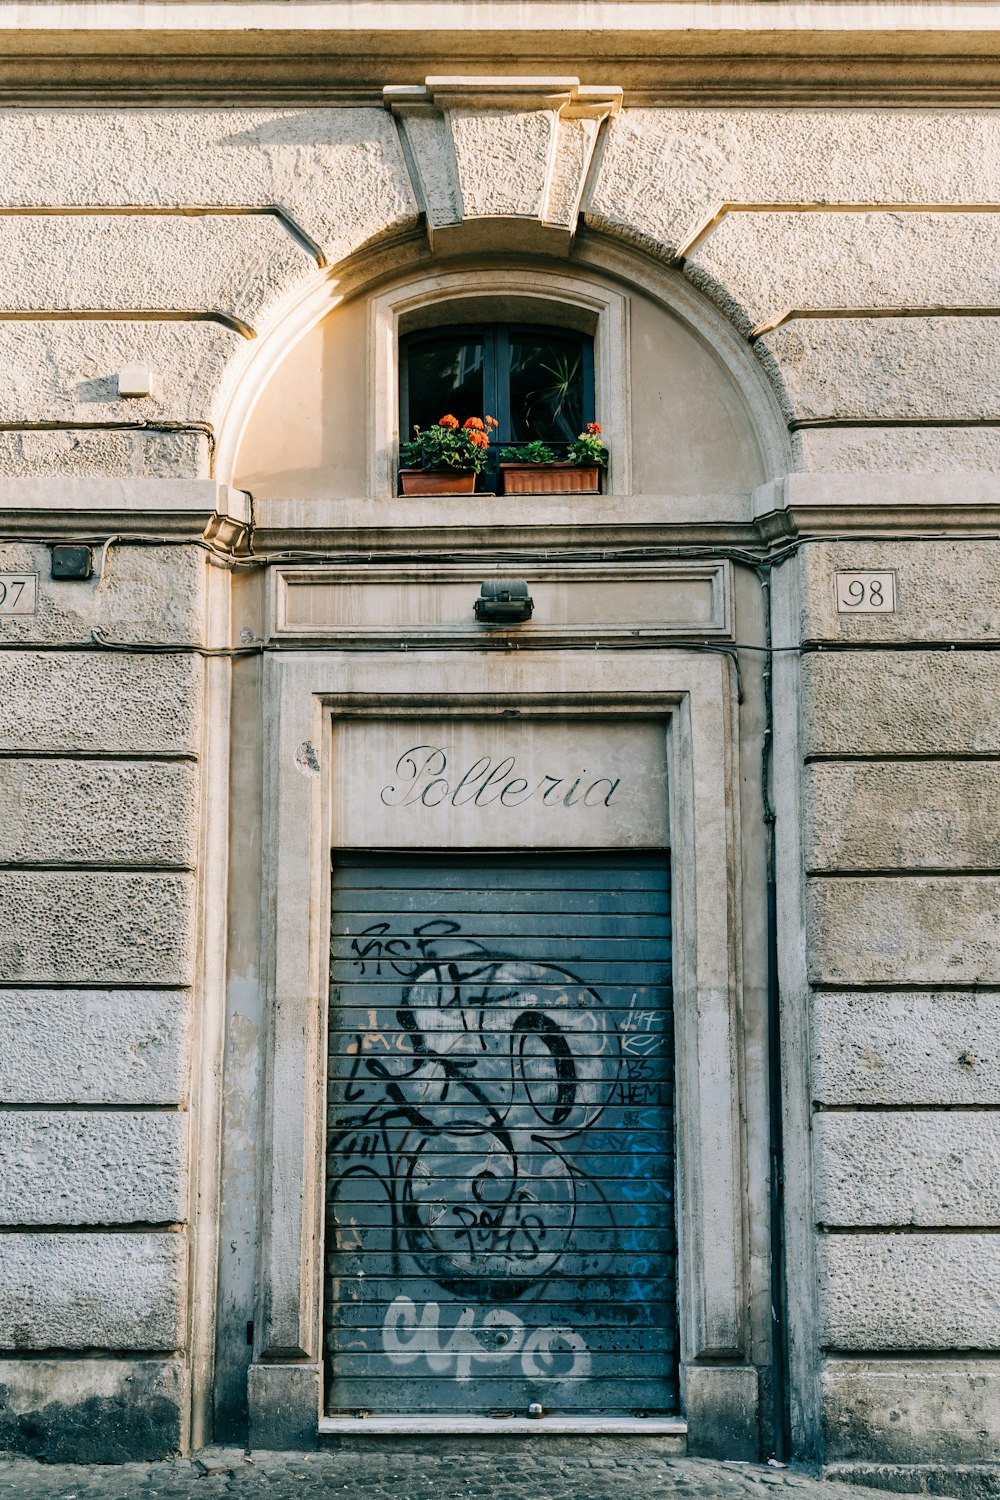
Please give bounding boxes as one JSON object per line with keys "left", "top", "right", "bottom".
{"left": 1, "top": 11, "right": 1000, "bottom": 104}
{"left": 0, "top": 478, "right": 251, "bottom": 548}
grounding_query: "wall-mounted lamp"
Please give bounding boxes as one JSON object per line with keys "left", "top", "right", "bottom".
{"left": 474, "top": 578, "right": 534, "bottom": 624}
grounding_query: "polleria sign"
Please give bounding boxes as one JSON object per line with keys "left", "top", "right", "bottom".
{"left": 332, "top": 717, "right": 669, "bottom": 849}
{"left": 380, "top": 744, "right": 621, "bottom": 811}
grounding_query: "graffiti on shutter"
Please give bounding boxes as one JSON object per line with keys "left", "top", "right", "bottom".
{"left": 324, "top": 854, "right": 676, "bottom": 1414}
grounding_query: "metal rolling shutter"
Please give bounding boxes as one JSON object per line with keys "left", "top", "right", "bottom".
{"left": 325, "top": 852, "right": 676, "bottom": 1416}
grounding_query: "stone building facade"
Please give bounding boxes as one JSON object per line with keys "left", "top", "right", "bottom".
{"left": 0, "top": 4, "right": 998, "bottom": 1489}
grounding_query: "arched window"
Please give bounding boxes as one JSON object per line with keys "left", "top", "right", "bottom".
{"left": 400, "top": 323, "right": 595, "bottom": 489}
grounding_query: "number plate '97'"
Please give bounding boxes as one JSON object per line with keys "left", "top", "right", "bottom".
{"left": 0, "top": 574, "right": 38, "bottom": 614}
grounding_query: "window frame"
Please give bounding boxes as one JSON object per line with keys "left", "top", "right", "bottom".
{"left": 367, "top": 269, "right": 631, "bottom": 500}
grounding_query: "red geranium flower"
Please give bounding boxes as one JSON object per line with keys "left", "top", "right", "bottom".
{"left": 439, "top": 414, "right": 459, "bottom": 430}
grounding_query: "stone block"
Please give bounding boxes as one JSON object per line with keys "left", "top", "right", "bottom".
{"left": 0, "top": 214, "right": 311, "bottom": 326}
{"left": 812, "top": 992, "right": 1000, "bottom": 1107}
{"left": 0, "top": 108, "right": 416, "bottom": 265}
{"left": 0, "top": 1112, "right": 187, "bottom": 1226}
{"left": 804, "top": 763, "right": 1000, "bottom": 872}
{"left": 0, "top": 651, "right": 201, "bottom": 754}
{"left": 450, "top": 107, "right": 556, "bottom": 220}
{"left": 814, "top": 1113, "right": 1000, "bottom": 1227}
{"left": 0, "top": 542, "right": 206, "bottom": 647}
{"left": 0, "top": 872, "right": 195, "bottom": 985}
{"left": 802, "top": 653, "right": 1000, "bottom": 756}
{"left": 682, "top": 1364, "right": 759, "bottom": 1460}
{"left": 0, "top": 989, "right": 189, "bottom": 1105}
{"left": 0, "top": 761, "right": 198, "bottom": 865}
{"left": 799, "top": 541, "right": 1000, "bottom": 645}
{"left": 248, "top": 1362, "right": 321, "bottom": 1449}
{"left": 588, "top": 109, "right": 1000, "bottom": 262}
{"left": 819, "top": 1234, "right": 1000, "bottom": 1349}
{"left": 808, "top": 876, "right": 1000, "bottom": 986}
{"left": 822, "top": 1357, "right": 1000, "bottom": 1464}
{"left": 792, "top": 425, "right": 1000, "bottom": 475}
{"left": 0, "top": 428, "right": 209, "bottom": 479}
{"left": 0, "top": 1232, "right": 186, "bottom": 1349}
{"left": 0, "top": 321, "right": 241, "bottom": 425}
{"left": 759, "top": 318, "right": 1000, "bottom": 422}
{"left": 825, "top": 1463, "right": 1000, "bottom": 1498}
{"left": 547, "top": 116, "right": 598, "bottom": 229}
{"left": 395, "top": 108, "right": 461, "bottom": 227}
{"left": 688, "top": 213, "right": 1000, "bottom": 332}
{"left": 0, "top": 1357, "right": 187, "bottom": 1462}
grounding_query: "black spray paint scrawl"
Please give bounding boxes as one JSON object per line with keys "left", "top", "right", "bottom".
{"left": 325, "top": 857, "right": 676, "bottom": 1415}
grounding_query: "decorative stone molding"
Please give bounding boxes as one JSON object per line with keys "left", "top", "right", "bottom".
{"left": 384, "top": 76, "right": 622, "bottom": 247}
{"left": 0, "top": 477, "right": 251, "bottom": 548}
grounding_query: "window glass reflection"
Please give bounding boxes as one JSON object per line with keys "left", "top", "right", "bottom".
{"left": 508, "top": 335, "right": 586, "bottom": 443}
{"left": 406, "top": 336, "right": 485, "bottom": 435}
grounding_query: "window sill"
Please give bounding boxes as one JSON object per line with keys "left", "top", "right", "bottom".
{"left": 252, "top": 491, "right": 753, "bottom": 539}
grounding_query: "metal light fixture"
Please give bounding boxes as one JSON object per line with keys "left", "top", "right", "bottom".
{"left": 474, "top": 578, "right": 534, "bottom": 623}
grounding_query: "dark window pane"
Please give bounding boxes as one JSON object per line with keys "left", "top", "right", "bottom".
{"left": 405, "top": 335, "right": 484, "bottom": 437}
{"left": 400, "top": 324, "right": 594, "bottom": 492}
{"left": 508, "top": 334, "right": 586, "bottom": 443}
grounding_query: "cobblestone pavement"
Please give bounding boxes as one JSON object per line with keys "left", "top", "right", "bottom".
{"left": 0, "top": 1445, "right": 927, "bottom": 1500}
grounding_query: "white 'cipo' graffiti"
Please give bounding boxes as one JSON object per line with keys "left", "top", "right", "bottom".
{"left": 382, "top": 1295, "right": 591, "bottom": 1383}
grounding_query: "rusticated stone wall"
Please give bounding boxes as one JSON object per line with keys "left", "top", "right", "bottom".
{"left": 777, "top": 536, "right": 1000, "bottom": 1482}
{"left": 0, "top": 540, "right": 207, "bottom": 1460}
{"left": 0, "top": 102, "right": 993, "bottom": 482}
{"left": 0, "top": 107, "right": 417, "bottom": 478}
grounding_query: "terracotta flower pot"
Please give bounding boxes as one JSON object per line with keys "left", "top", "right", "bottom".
{"left": 398, "top": 469, "right": 476, "bottom": 496}
{"left": 500, "top": 463, "right": 601, "bottom": 496}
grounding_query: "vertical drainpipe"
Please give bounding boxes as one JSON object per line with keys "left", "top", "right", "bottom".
{"left": 758, "top": 560, "right": 791, "bottom": 1460}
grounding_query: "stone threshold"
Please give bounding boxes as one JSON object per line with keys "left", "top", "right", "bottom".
{"left": 319, "top": 1415, "right": 688, "bottom": 1438}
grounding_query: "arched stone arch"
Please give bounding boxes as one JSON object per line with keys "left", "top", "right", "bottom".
{"left": 207, "top": 81, "right": 791, "bottom": 490}
{"left": 215, "top": 234, "right": 791, "bottom": 495}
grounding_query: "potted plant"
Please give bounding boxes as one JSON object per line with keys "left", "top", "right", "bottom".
{"left": 398, "top": 413, "right": 497, "bottom": 495}
{"left": 499, "top": 423, "right": 609, "bottom": 495}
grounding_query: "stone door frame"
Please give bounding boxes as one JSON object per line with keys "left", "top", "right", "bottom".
{"left": 246, "top": 647, "right": 758, "bottom": 1450}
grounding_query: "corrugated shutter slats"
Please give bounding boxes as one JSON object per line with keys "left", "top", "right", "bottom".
{"left": 325, "top": 852, "right": 677, "bottom": 1415}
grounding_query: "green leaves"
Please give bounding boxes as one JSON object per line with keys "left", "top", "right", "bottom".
{"left": 499, "top": 440, "right": 557, "bottom": 465}
{"left": 567, "top": 430, "right": 609, "bottom": 468}
{"left": 399, "top": 420, "right": 492, "bottom": 475}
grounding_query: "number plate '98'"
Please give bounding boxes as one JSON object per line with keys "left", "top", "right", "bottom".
{"left": 835, "top": 570, "right": 896, "bottom": 613}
